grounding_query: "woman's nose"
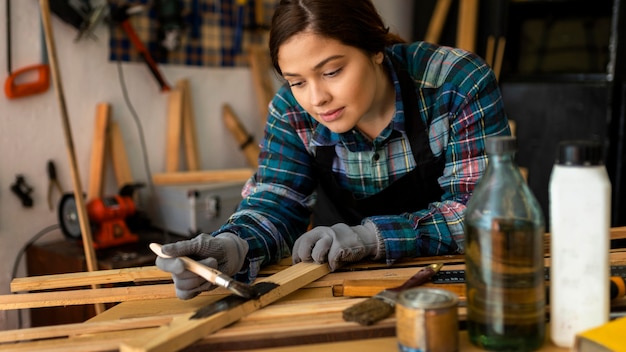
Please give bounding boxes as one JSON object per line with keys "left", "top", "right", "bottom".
{"left": 309, "top": 83, "right": 330, "bottom": 106}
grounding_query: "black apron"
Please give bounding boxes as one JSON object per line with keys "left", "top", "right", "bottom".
{"left": 311, "top": 59, "right": 445, "bottom": 227}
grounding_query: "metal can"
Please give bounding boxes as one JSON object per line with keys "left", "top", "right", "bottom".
{"left": 396, "top": 287, "right": 459, "bottom": 352}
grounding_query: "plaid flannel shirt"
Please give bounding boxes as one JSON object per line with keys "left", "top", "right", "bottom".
{"left": 216, "top": 41, "right": 510, "bottom": 282}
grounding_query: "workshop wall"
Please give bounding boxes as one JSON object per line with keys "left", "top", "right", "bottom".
{"left": 0, "top": 0, "right": 414, "bottom": 330}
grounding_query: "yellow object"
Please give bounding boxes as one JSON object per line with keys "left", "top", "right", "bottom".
{"left": 574, "top": 316, "right": 626, "bottom": 352}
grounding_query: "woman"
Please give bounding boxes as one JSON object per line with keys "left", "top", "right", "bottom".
{"left": 156, "top": 0, "right": 509, "bottom": 300}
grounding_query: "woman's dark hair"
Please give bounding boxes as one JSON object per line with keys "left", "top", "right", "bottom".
{"left": 268, "top": 0, "right": 405, "bottom": 74}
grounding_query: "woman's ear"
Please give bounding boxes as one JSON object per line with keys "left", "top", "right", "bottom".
{"left": 373, "top": 51, "right": 384, "bottom": 65}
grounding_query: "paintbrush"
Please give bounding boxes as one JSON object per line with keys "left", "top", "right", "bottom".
{"left": 149, "top": 242, "right": 259, "bottom": 299}
{"left": 342, "top": 262, "right": 443, "bottom": 325}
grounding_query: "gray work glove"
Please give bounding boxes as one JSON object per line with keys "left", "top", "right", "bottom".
{"left": 292, "top": 222, "right": 381, "bottom": 271}
{"left": 155, "top": 232, "right": 249, "bottom": 300}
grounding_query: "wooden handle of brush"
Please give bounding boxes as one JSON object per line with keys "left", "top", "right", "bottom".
{"left": 150, "top": 243, "right": 221, "bottom": 283}
{"left": 177, "top": 256, "right": 221, "bottom": 283}
{"left": 389, "top": 265, "right": 439, "bottom": 292}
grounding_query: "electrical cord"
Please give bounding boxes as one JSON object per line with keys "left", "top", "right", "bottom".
{"left": 116, "top": 60, "right": 156, "bottom": 195}
{"left": 11, "top": 224, "right": 60, "bottom": 329}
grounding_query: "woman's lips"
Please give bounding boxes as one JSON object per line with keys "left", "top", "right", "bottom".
{"left": 318, "top": 107, "right": 344, "bottom": 123}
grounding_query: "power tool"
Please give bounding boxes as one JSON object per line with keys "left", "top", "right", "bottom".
{"left": 58, "top": 184, "right": 143, "bottom": 249}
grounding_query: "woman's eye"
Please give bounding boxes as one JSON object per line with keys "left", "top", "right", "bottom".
{"left": 289, "top": 81, "right": 304, "bottom": 88}
{"left": 324, "top": 68, "right": 342, "bottom": 77}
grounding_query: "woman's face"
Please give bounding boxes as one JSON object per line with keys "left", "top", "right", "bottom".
{"left": 277, "top": 31, "right": 388, "bottom": 135}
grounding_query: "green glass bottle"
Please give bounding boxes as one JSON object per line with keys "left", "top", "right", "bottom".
{"left": 465, "top": 136, "right": 546, "bottom": 351}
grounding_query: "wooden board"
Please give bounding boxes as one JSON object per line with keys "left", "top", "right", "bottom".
{"left": 109, "top": 121, "right": 134, "bottom": 187}
{"left": 119, "top": 262, "right": 330, "bottom": 352}
{"left": 165, "top": 88, "right": 183, "bottom": 172}
{"left": 177, "top": 79, "right": 200, "bottom": 171}
{"left": 87, "top": 103, "right": 110, "bottom": 200}
{"left": 152, "top": 169, "right": 254, "bottom": 185}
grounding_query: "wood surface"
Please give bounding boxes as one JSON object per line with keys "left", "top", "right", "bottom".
{"left": 119, "top": 262, "right": 330, "bottom": 352}
{"left": 109, "top": 121, "right": 134, "bottom": 187}
{"left": 39, "top": 0, "right": 103, "bottom": 314}
{"left": 424, "top": 0, "right": 452, "bottom": 44}
{"left": 165, "top": 87, "right": 183, "bottom": 172}
{"left": 4, "top": 227, "right": 625, "bottom": 350}
{"left": 87, "top": 103, "right": 110, "bottom": 200}
{"left": 222, "top": 104, "right": 260, "bottom": 168}
{"left": 10, "top": 266, "right": 167, "bottom": 293}
{"left": 177, "top": 79, "right": 200, "bottom": 171}
{"left": 456, "top": 0, "right": 479, "bottom": 52}
{"left": 152, "top": 169, "right": 254, "bottom": 185}
{"left": 248, "top": 46, "right": 274, "bottom": 123}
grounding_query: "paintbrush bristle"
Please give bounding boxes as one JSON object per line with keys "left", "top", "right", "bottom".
{"left": 342, "top": 298, "right": 395, "bottom": 326}
{"left": 227, "top": 280, "right": 260, "bottom": 299}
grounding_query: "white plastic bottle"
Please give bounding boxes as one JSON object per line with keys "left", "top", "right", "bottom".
{"left": 549, "top": 140, "right": 611, "bottom": 348}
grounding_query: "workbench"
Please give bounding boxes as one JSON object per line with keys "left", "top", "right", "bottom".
{"left": 3, "top": 227, "right": 626, "bottom": 351}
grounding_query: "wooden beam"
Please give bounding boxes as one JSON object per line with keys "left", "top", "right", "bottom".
{"left": 249, "top": 46, "right": 274, "bottom": 123}
{"left": 11, "top": 266, "right": 168, "bottom": 293}
{"left": 87, "top": 103, "right": 110, "bottom": 200}
{"left": 40, "top": 0, "right": 104, "bottom": 315}
{"left": 425, "top": 0, "right": 452, "bottom": 44}
{"left": 110, "top": 120, "right": 134, "bottom": 188}
{"left": 177, "top": 79, "right": 201, "bottom": 171}
{"left": 152, "top": 169, "right": 254, "bottom": 185}
{"left": 0, "top": 284, "right": 182, "bottom": 310}
{"left": 119, "top": 262, "right": 330, "bottom": 352}
{"left": 0, "top": 315, "right": 174, "bottom": 343}
{"left": 456, "top": 0, "right": 479, "bottom": 52}
{"left": 165, "top": 88, "right": 184, "bottom": 172}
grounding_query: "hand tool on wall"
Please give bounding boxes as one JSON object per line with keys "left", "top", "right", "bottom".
{"left": 10, "top": 175, "right": 34, "bottom": 208}
{"left": 47, "top": 160, "right": 64, "bottom": 211}
{"left": 154, "top": 0, "right": 185, "bottom": 51}
{"left": 233, "top": 0, "right": 248, "bottom": 55}
{"left": 39, "top": 0, "right": 103, "bottom": 314}
{"left": 4, "top": 0, "right": 50, "bottom": 99}
{"left": 111, "top": 4, "right": 171, "bottom": 92}
{"left": 223, "top": 104, "right": 260, "bottom": 168}
{"left": 149, "top": 243, "right": 260, "bottom": 299}
{"left": 342, "top": 263, "right": 443, "bottom": 326}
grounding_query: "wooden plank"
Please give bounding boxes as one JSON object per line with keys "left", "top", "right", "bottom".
{"left": 40, "top": 0, "right": 104, "bottom": 315}
{"left": 165, "top": 88, "right": 183, "bottom": 172}
{"left": 249, "top": 46, "right": 274, "bottom": 123}
{"left": 0, "top": 315, "right": 173, "bottom": 343}
{"left": 109, "top": 121, "right": 134, "bottom": 187}
{"left": 87, "top": 103, "right": 110, "bottom": 201}
{"left": 177, "top": 79, "right": 201, "bottom": 171}
{"left": 11, "top": 266, "right": 168, "bottom": 293}
{"left": 424, "top": 0, "right": 452, "bottom": 44}
{"left": 152, "top": 169, "right": 254, "bottom": 185}
{"left": 222, "top": 104, "right": 260, "bottom": 168}
{"left": 0, "top": 284, "right": 184, "bottom": 310}
{"left": 119, "top": 262, "right": 330, "bottom": 352}
{"left": 456, "top": 0, "right": 479, "bottom": 52}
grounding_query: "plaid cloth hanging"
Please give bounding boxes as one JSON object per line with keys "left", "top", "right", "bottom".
{"left": 108, "top": 0, "right": 276, "bottom": 67}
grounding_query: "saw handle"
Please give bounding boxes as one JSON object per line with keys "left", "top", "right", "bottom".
{"left": 4, "top": 64, "right": 50, "bottom": 98}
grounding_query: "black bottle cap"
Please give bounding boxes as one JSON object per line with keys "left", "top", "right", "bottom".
{"left": 556, "top": 140, "right": 604, "bottom": 166}
{"left": 486, "top": 136, "right": 517, "bottom": 155}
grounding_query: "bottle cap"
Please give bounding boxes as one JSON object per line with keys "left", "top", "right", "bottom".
{"left": 556, "top": 140, "right": 604, "bottom": 166}
{"left": 486, "top": 136, "right": 517, "bottom": 155}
